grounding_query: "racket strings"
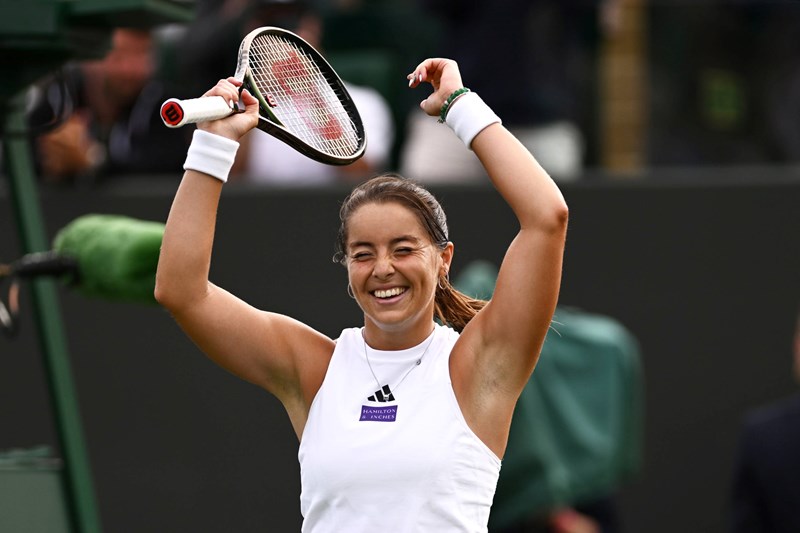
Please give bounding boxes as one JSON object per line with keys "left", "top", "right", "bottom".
{"left": 249, "top": 35, "right": 361, "bottom": 157}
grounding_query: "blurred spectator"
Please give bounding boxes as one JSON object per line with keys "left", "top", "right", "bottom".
{"left": 31, "top": 28, "right": 190, "bottom": 183}
{"left": 401, "top": 0, "right": 616, "bottom": 183}
{"left": 173, "top": 0, "right": 263, "bottom": 98}
{"left": 730, "top": 311, "right": 800, "bottom": 533}
{"left": 175, "top": 0, "right": 394, "bottom": 185}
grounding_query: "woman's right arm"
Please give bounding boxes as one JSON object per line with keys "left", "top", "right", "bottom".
{"left": 154, "top": 79, "right": 333, "bottom": 420}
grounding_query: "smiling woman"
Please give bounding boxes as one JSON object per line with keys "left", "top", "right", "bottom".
{"left": 154, "top": 57, "right": 568, "bottom": 533}
{"left": 333, "top": 176, "right": 485, "bottom": 344}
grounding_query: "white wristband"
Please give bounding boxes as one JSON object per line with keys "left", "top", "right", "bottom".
{"left": 444, "top": 92, "right": 502, "bottom": 149}
{"left": 183, "top": 129, "right": 240, "bottom": 183}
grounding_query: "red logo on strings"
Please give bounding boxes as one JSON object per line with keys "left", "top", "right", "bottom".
{"left": 271, "top": 51, "right": 342, "bottom": 140}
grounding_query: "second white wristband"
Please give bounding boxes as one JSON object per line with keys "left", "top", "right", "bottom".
{"left": 183, "top": 129, "right": 240, "bottom": 183}
{"left": 444, "top": 92, "right": 502, "bottom": 149}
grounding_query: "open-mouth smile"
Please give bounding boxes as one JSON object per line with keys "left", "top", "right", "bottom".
{"left": 372, "top": 287, "right": 407, "bottom": 299}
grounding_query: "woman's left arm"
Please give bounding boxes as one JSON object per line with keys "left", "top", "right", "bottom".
{"left": 411, "top": 58, "right": 568, "bottom": 432}
{"left": 468, "top": 116, "right": 569, "bottom": 389}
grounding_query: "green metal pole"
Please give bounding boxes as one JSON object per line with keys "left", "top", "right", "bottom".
{"left": 3, "top": 94, "right": 102, "bottom": 533}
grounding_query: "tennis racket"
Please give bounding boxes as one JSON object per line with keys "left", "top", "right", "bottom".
{"left": 160, "top": 26, "right": 366, "bottom": 165}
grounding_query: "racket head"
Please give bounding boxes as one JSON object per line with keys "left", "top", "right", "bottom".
{"left": 238, "top": 26, "right": 366, "bottom": 165}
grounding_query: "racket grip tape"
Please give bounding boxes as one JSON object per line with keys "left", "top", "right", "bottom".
{"left": 160, "top": 96, "right": 235, "bottom": 128}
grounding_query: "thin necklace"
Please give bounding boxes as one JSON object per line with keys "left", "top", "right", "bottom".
{"left": 362, "top": 327, "right": 437, "bottom": 400}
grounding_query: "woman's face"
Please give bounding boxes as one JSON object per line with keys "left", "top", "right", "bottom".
{"left": 345, "top": 201, "right": 452, "bottom": 336}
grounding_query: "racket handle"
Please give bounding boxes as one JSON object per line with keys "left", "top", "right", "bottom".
{"left": 160, "top": 96, "right": 235, "bottom": 128}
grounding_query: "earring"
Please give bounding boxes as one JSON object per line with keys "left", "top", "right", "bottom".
{"left": 438, "top": 271, "right": 449, "bottom": 290}
{"left": 347, "top": 283, "right": 356, "bottom": 299}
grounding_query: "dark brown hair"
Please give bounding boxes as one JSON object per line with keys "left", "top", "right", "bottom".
{"left": 333, "top": 174, "right": 486, "bottom": 332}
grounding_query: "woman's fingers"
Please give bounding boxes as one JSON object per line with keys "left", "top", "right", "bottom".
{"left": 408, "top": 58, "right": 465, "bottom": 117}
{"left": 196, "top": 79, "right": 258, "bottom": 139}
{"left": 203, "top": 78, "right": 242, "bottom": 107}
{"left": 406, "top": 70, "right": 424, "bottom": 88}
{"left": 240, "top": 89, "right": 259, "bottom": 115}
{"left": 408, "top": 58, "right": 459, "bottom": 83}
{"left": 240, "top": 88, "right": 257, "bottom": 105}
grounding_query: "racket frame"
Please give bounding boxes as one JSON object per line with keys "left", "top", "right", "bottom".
{"left": 162, "top": 26, "right": 366, "bottom": 166}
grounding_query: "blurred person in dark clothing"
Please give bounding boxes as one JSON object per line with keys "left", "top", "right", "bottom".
{"left": 730, "top": 311, "right": 800, "bottom": 533}
{"left": 402, "top": 0, "right": 618, "bottom": 183}
{"left": 173, "top": 0, "right": 313, "bottom": 98}
{"left": 32, "top": 28, "right": 191, "bottom": 183}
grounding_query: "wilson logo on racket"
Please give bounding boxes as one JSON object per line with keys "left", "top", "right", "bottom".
{"left": 161, "top": 101, "right": 184, "bottom": 127}
{"left": 271, "top": 51, "right": 343, "bottom": 141}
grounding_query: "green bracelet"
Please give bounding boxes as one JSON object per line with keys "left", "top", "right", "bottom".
{"left": 438, "top": 87, "right": 471, "bottom": 123}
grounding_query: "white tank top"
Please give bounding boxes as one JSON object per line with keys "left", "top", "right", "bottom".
{"left": 298, "top": 324, "right": 502, "bottom": 532}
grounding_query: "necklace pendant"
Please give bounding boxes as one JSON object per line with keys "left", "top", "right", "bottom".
{"left": 362, "top": 327, "right": 435, "bottom": 404}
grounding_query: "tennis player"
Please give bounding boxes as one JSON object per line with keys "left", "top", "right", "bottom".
{"left": 155, "top": 57, "right": 568, "bottom": 532}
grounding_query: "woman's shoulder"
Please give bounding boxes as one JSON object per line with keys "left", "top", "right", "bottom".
{"left": 435, "top": 323, "right": 461, "bottom": 350}
{"left": 436, "top": 322, "right": 460, "bottom": 337}
{"left": 332, "top": 327, "right": 363, "bottom": 347}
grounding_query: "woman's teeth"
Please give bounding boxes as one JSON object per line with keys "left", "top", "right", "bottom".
{"left": 374, "top": 287, "right": 405, "bottom": 299}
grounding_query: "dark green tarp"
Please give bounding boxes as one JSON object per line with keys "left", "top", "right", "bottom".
{"left": 454, "top": 261, "right": 643, "bottom": 530}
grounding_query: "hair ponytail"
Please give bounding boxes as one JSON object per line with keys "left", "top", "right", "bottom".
{"left": 434, "top": 274, "right": 487, "bottom": 333}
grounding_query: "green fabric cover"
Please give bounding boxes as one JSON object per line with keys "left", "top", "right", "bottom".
{"left": 52, "top": 214, "right": 165, "bottom": 304}
{"left": 454, "top": 261, "right": 644, "bottom": 530}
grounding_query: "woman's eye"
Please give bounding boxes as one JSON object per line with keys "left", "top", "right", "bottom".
{"left": 395, "top": 247, "right": 413, "bottom": 255}
{"left": 352, "top": 252, "right": 371, "bottom": 261}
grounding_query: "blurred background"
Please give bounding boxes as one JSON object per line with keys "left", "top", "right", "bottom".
{"left": 1, "top": 0, "right": 799, "bottom": 532}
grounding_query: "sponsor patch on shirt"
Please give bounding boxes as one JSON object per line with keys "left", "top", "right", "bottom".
{"left": 359, "top": 405, "right": 397, "bottom": 422}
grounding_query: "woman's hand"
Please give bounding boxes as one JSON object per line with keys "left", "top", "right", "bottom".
{"left": 197, "top": 77, "right": 259, "bottom": 141}
{"left": 407, "top": 58, "right": 464, "bottom": 118}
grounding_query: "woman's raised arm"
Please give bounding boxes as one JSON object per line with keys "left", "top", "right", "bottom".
{"left": 155, "top": 78, "right": 258, "bottom": 310}
{"left": 154, "top": 79, "right": 333, "bottom": 432}
{"left": 409, "top": 58, "right": 568, "bottom": 454}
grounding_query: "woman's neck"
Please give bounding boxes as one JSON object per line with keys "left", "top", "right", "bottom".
{"left": 362, "top": 318, "right": 436, "bottom": 351}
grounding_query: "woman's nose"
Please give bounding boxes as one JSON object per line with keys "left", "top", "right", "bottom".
{"left": 372, "top": 254, "right": 395, "bottom": 279}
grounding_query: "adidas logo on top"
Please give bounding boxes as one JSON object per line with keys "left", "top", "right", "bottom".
{"left": 368, "top": 384, "right": 395, "bottom": 402}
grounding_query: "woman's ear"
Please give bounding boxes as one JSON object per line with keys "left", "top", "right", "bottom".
{"left": 441, "top": 242, "right": 455, "bottom": 276}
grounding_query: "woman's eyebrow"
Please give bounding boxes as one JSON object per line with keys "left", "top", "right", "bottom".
{"left": 348, "top": 235, "right": 423, "bottom": 249}
{"left": 390, "top": 235, "right": 423, "bottom": 246}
